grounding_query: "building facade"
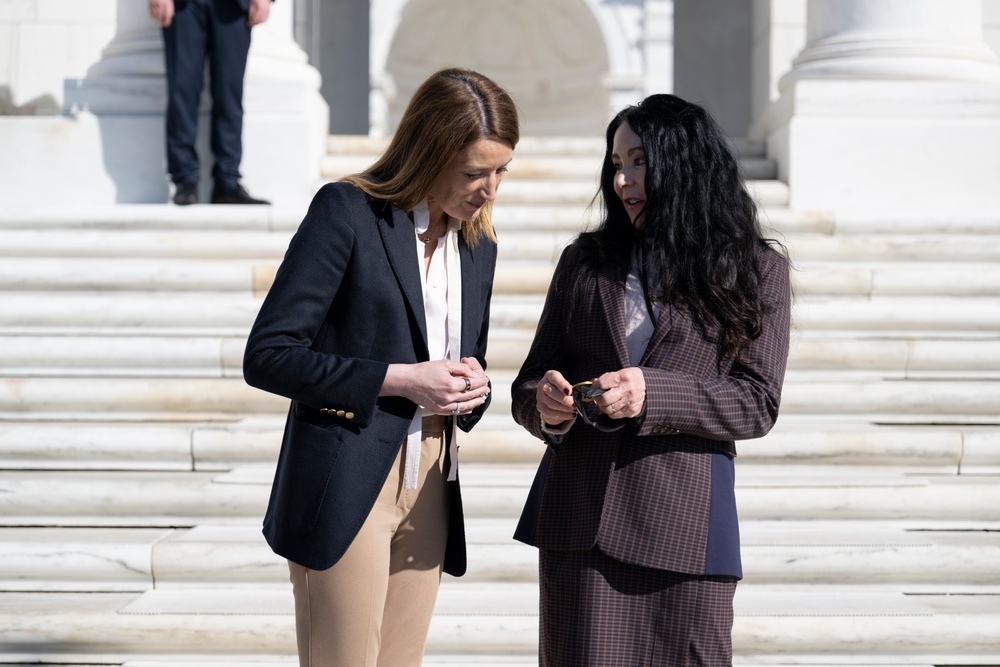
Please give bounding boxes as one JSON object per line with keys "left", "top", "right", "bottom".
{"left": 2, "top": 0, "right": 1000, "bottom": 216}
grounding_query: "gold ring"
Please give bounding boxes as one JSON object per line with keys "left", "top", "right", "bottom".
{"left": 543, "top": 383, "right": 550, "bottom": 394}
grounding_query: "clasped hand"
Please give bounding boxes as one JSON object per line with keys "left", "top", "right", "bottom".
{"left": 384, "top": 357, "right": 490, "bottom": 416}
{"left": 537, "top": 367, "right": 646, "bottom": 427}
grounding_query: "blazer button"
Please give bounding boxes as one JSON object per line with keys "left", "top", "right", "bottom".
{"left": 335, "top": 410, "right": 345, "bottom": 418}
{"left": 345, "top": 412, "right": 355, "bottom": 420}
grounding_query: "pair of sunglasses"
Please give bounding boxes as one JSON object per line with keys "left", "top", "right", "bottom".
{"left": 571, "top": 381, "right": 625, "bottom": 432}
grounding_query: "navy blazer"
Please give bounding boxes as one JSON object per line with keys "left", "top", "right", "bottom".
{"left": 244, "top": 182, "right": 497, "bottom": 576}
{"left": 512, "top": 243, "right": 790, "bottom": 577}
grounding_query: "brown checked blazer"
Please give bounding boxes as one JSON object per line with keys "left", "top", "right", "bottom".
{"left": 511, "top": 242, "right": 791, "bottom": 576}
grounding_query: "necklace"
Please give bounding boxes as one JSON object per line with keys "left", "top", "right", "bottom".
{"left": 418, "top": 218, "right": 445, "bottom": 245}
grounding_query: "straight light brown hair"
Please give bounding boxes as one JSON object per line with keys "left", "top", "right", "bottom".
{"left": 342, "top": 68, "right": 520, "bottom": 246}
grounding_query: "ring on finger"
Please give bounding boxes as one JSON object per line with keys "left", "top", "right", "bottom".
{"left": 452, "top": 402, "right": 461, "bottom": 415}
{"left": 464, "top": 377, "right": 472, "bottom": 392}
{"left": 543, "top": 383, "right": 550, "bottom": 394}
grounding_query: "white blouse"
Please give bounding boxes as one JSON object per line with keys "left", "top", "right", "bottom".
{"left": 404, "top": 201, "right": 463, "bottom": 490}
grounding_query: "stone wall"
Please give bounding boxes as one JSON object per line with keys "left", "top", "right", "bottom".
{"left": 0, "top": 0, "right": 116, "bottom": 114}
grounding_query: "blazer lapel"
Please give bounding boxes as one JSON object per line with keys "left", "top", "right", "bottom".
{"left": 458, "top": 234, "right": 481, "bottom": 358}
{"left": 639, "top": 300, "right": 674, "bottom": 366}
{"left": 597, "top": 264, "right": 631, "bottom": 370}
{"left": 378, "top": 206, "right": 429, "bottom": 358}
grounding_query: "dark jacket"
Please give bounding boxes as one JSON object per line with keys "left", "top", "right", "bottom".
{"left": 244, "top": 181, "right": 496, "bottom": 576}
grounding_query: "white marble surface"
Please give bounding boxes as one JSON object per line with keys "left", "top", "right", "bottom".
{"left": 0, "top": 292, "right": 261, "bottom": 332}
{"left": 0, "top": 335, "right": 236, "bottom": 376}
{"left": 0, "top": 527, "right": 169, "bottom": 591}
{"left": 0, "top": 228, "right": 290, "bottom": 259}
{"left": 2, "top": 587, "right": 998, "bottom": 662}
{"left": 0, "top": 377, "right": 286, "bottom": 418}
{"left": 0, "top": 258, "right": 258, "bottom": 292}
{"left": 0, "top": 132, "right": 999, "bottom": 667}
{"left": 792, "top": 295, "right": 1000, "bottom": 332}
{"left": 6, "top": 464, "right": 995, "bottom": 525}
{"left": 769, "top": 80, "right": 1000, "bottom": 218}
{"left": 0, "top": 421, "right": 195, "bottom": 470}
{"left": 1, "top": 412, "right": 983, "bottom": 471}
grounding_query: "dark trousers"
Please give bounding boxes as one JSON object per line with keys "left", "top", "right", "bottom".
{"left": 162, "top": 0, "right": 251, "bottom": 188}
{"left": 539, "top": 547, "right": 738, "bottom": 666}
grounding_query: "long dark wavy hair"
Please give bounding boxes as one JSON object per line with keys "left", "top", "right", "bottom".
{"left": 571, "top": 94, "right": 784, "bottom": 357}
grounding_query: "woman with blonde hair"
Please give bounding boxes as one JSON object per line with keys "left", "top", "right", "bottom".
{"left": 244, "top": 67, "right": 519, "bottom": 666}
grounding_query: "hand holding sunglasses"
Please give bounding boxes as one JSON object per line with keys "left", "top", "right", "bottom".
{"left": 571, "top": 381, "right": 626, "bottom": 432}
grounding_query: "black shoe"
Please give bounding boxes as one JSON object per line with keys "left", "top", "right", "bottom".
{"left": 211, "top": 183, "right": 270, "bottom": 205}
{"left": 173, "top": 182, "right": 198, "bottom": 206}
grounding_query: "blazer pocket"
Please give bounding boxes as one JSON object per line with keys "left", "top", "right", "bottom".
{"left": 274, "top": 415, "right": 345, "bottom": 536}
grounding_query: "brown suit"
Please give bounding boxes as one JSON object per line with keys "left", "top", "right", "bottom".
{"left": 513, "top": 242, "right": 790, "bottom": 573}
{"left": 511, "top": 241, "right": 791, "bottom": 665}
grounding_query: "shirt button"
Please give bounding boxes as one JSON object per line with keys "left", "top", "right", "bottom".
{"left": 345, "top": 412, "right": 355, "bottom": 420}
{"left": 335, "top": 410, "right": 345, "bottom": 418}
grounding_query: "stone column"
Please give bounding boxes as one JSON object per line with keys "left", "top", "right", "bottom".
{"left": 781, "top": 0, "right": 1000, "bottom": 87}
{"left": 241, "top": 0, "right": 329, "bottom": 214}
{"left": 643, "top": 0, "right": 674, "bottom": 95}
{"left": 763, "top": 0, "right": 1000, "bottom": 220}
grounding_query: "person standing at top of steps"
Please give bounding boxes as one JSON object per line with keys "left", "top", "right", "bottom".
{"left": 148, "top": 0, "right": 271, "bottom": 205}
{"left": 244, "top": 68, "right": 519, "bottom": 666}
{"left": 511, "top": 94, "right": 792, "bottom": 666}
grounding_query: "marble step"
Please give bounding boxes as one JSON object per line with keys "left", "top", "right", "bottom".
{"left": 5, "top": 258, "right": 1000, "bottom": 302}
{"left": 491, "top": 294, "right": 1000, "bottom": 335}
{"left": 0, "top": 201, "right": 821, "bottom": 240}
{"left": 325, "top": 134, "right": 768, "bottom": 158}
{"left": 784, "top": 233, "right": 1000, "bottom": 262}
{"left": 6, "top": 520, "right": 999, "bottom": 591}
{"left": 0, "top": 376, "right": 286, "bottom": 419}
{"left": 5, "top": 334, "right": 1000, "bottom": 382}
{"left": 473, "top": 371, "right": 1000, "bottom": 422}
{"left": 322, "top": 134, "right": 775, "bottom": 180}
{"left": 2, "top": 415, "right": 997, "bottom": 472}
{"left": 1, "top": 466, "right": 998, "bottom": 526}
{"left": 322, "top": 151, "right": 778, "bottom": 182}
{"left": 0, "top": 207, "right": 816, "bottom": 264}
{"left": 0, "top": 292, "right": 261, "bottom": 334}
{"left": 3, "top": 370, "right": 1000, "bottom": 423}
{"left": 0, "top": 586, "right": 997, "bottom": 663}
{"left": 6, "top": 203, "right": 996, "bottom": 237}
{"left": 5, "top": 292, "right": 1000, "bottom": 336}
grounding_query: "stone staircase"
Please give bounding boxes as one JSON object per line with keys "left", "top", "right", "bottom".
{"left": 0, "top": 135, "right": 999, "bottom": 666}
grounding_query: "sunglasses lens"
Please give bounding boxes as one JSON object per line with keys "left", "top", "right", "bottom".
{"left": 572, "top": 382, "right": 625, "bottom": 432}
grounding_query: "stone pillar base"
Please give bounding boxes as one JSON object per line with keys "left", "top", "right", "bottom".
{"left": 765, "top": 79, "right": 1000, "bottom": 220}
{"left": 0, "top": 75, "right": 326, "bottom": 215}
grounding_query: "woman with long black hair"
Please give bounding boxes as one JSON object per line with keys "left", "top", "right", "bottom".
{"left": 512, "top": 94, "right": 791, "bottom": 666}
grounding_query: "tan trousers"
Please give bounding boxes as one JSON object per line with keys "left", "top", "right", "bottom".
{"left": 288, "top": 415, "right": 450, "bottom": 667}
